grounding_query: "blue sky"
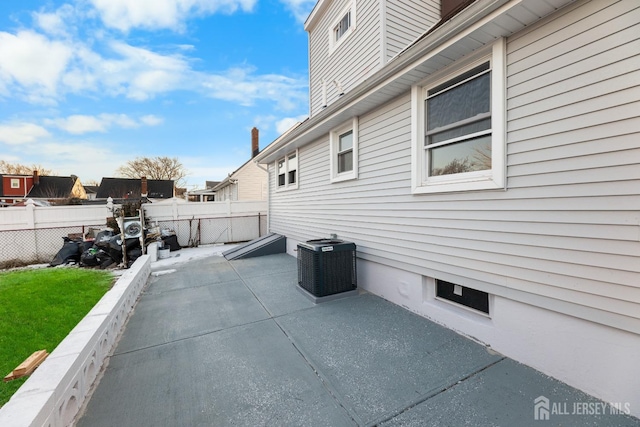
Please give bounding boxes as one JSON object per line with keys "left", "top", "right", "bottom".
{"left": 0, "top": 0, "right": 315, "bottom": 189}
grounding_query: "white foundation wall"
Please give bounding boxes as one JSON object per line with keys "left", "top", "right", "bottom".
{"left": 299, "top": 249, "right": 640, "bottom": 419}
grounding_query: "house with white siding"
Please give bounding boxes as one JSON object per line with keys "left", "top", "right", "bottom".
{"left": 214, "top": 127, "right": 268, "bottom": 201}
{"left": 255, "top": 0, "right": 640, "bottom": 416}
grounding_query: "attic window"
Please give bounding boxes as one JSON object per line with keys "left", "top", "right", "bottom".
{"left": 334, "top": 11, "right": 351, "bottom": 42}
{"left": 10, "top": 179, "right": 20, "bottom": 189}
{"left": 329, "top": 2, "right": 356, "bottom": 53}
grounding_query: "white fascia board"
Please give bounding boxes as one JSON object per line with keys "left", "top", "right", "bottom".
{"left": 305, "top": 0, "right": 332, "bottom": 32}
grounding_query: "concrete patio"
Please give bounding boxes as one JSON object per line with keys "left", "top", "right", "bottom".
{"left": 76, "top": 252, "right": 639, "bottom": 426}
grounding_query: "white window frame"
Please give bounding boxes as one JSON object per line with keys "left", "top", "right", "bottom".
{"left": 329, "top": 1, "right": 356, "bottom": 54}
{"left": 276, "top": 150, "right": 299, "bottom": 191}
{"left": 411, "top": 39, "right": 506, "bottom": 194}
{"left": 10, "top": 178, "right": 20, "bottom": 189}
{"left": 330, "top": 117, "right": 359, "bottom": 183}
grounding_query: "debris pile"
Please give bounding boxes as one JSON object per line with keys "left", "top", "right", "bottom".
{"left": 49, "top": 227, "right": 181, "bottom": 269}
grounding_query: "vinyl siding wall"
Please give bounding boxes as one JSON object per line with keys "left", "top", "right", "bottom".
{"left": 236, "top": 162, "right": 267, "bottom": 201}
{"left": 308, "top": 0, "right": 382, "bottom": 117}
{"left": 385, "top": 0, "right": 439, "bottom": 61}
{"left": 270, "top": 0, "right": 640, "bottom": 334}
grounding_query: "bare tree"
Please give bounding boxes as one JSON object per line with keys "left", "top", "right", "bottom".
{"left": 471, "top": 141, "right": 492, "bottom": 171}
{"left": 115, "top": 156, "right": 188, "bottom": 188}
{"left": 431, "top": 158, "right": 472, "bottom": 176}
{"left": 0, "top": 161, "right": 53, "bottom": 175}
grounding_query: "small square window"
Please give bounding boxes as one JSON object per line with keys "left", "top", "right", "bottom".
{"left": 330, "top": 118, "right": 358, "bottom": 183}
{"left": 10, "top": 178, "right": 20, "bottom": 189}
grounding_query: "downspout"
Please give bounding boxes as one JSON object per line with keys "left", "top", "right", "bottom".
{"left": 254, "top": 160, "right": 270, "bottom": 234}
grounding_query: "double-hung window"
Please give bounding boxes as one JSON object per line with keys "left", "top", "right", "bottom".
{"left": 10, "top": 178, "right": 20, "bottom": 189}
{"left": 277, "top": 151, "right": 298, "bottom": 190}
{"left": 330, "top": 117, "right": 359, "bottom": 182}
{"left": 411, "top": 39, "right": 505, "bottom": 193}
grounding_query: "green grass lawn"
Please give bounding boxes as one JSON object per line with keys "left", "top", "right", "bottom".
{"left": 0, "top": 268, "right": 113, "bottom": 407}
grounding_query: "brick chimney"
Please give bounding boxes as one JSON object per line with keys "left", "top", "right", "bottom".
{"left": 251, "top": 127, "right": 259, "bottom": 158}
{"left": 141, "top": 176, "right": 148, "bottom": 197}
{"left": 33, "top": 170, "right": 39, "bottom": 185}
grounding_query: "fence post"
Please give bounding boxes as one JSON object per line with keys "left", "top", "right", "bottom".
{"left": 25, "top": 199, "right": 39, "bottom": 262}
{"left": 172, "top": 198, "right": 179, "bottom": 220}
{"left": 258, "top": 213, "right": 262, "bottom": 236}
{"left": 26, "top": 199, "right": 35, "bottom": 229}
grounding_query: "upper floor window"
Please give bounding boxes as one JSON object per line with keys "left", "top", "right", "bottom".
{"left": 329, "top": 2, "right": 356, "bottom": 53}
{"left": 330, "top": 117, "right": 359, "bottom": 183}
{"left": 277, "top": 151, "right": 299, "bottom": 191}
{"left": 411, "top": 39, "right": 506, "bottom": 194}
{"left": 10, "top": 178, "right": 20, "bottom": 188}
{"left": 334, "top": 11, "right": 351, "bottom": 42}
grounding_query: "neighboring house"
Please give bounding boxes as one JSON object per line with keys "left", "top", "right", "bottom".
{"left": 213, "top": 127, "right": 267, "bottom": 201}
{"left": 84, "top": 185, "right": 99, "bottom": 200}
{"left": 1, "top": 172, "right": 87, "bottom": 205}
{"left": 256, "top": 0, "right": 640, "bottom": 415}
{"left": 0, "top": 173, "right": 34, "bottom": 205}
{"left": 186, "top": 181, "right": 219, "bottom": 202}
{"left": 27, "top": 174, "right": 87, "bottom": 202}
{"left": 96, "top": 177, "right": 174, "bottom": 200}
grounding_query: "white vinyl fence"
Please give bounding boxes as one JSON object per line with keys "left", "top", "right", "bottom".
{"left": 0, "top": 198, "right": 267, "bottom": 266}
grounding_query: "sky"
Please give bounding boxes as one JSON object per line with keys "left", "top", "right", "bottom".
{"left": 0, "top": 0, "right": 315, "bottom": 189}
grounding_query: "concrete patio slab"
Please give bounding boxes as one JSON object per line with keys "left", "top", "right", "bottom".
{"left": 277, "top": 294, "right": 502, "bottom": 425}
{"left": 114, "top": 278, "right": 269, "bottom": 354}
{"left": 148, "top": 256, "right": 239, "bottom": 293}
{"left": 242, "top": 270, "right": 315, "bottom": 317}
{"left": 380, "top": 358, "right": 639, "bottom": 427}
{"left": 78, "top": 320, "right": 356, "bottom": 427}
{"left": 76, "top": 251, "right": 640, "bottom": 427}
{"left": 230, "top": 253, "right": 297, "bottom": 279}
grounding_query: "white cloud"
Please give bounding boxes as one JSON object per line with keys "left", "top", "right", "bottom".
{"left": 140, "top": 115, "right": 164, "bottom": 126}
{"left": 33, "top": 4, "right": 76, "bottom": 37}
{"left": 202, "top": 67, "right": 307, "bottom": 111}
{"left": 0, "top": 30, "right": 73, "bottom": 101}
{"left": 45, "top": 113, "right": 165, "bottom": 134}
{"left": 90, "top": 0, "right": 257, "bottom": 32}
{"left": 0, "top": 123, "right": 50, "bottom": 145}
{"left": 279, "top": 0, "right": 316, "bottom": 23}
{"left": 47, "top": 115, "right": 107, "bottom": 134}
{"left": 276, "top": 115, "right": 306, "bottom": 134}
{"left": 33, "top": 141, "right": 126, "bottom": 182}
{"left": 99, "top": 41, "right": 191, "bottom": 100}
{"left": 0, "top": 5, "right": 307, "bottom": 111}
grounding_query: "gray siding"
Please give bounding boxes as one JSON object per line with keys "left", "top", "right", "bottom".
{"left": 385, "top": 0, "right": 439, "bottom": 61}
{"left": 270, "top": 0, "right": 640, "bottom": 333}
{"left": 308, "top": 0, "right": 382, "bottom": 117}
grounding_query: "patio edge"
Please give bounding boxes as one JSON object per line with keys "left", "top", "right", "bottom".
{"left": 0, "top": 256, "right": 152, "bottom": 427}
